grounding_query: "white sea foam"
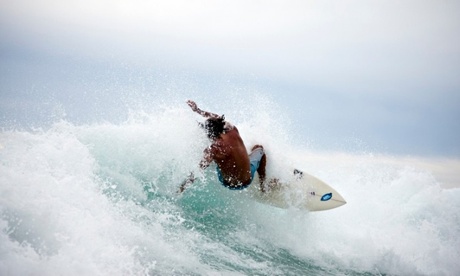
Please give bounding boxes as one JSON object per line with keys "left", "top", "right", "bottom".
{"left": 1, "top": 102, "right": 459, "bottom": 275}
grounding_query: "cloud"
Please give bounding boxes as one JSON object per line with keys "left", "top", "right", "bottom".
{"left": 1, "top": 0, "right": 459, "bottom": 156}
{"left": 2, "top": 0, "right": 459, "bottom": 84}
{"left": 2, "top": 0, "right": 459, "bottom": 103}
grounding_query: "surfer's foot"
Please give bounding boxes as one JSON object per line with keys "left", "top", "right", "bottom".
{"left": 259, "top": 178, "right": 280, "bottom": 193}
{"left": 267, "top": 178, "right": 280, "bottom": 191}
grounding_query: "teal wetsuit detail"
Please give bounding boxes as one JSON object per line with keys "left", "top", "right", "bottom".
{"left": 216, "top": 148, "right": 264, "bottom": 190}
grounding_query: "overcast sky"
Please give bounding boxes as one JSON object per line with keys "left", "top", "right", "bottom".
{"left": 1, "top": 0, "right": 459, "bottom": 157}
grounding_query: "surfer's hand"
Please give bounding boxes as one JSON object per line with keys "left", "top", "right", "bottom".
{"left": 178, "top": 172, "right": 195, "bottom": 193}
{"left": 187, "top": 100, "right": 220, "bottom": 119}
{"left": 187, "top": 100, "right": 199, "bottom": 112}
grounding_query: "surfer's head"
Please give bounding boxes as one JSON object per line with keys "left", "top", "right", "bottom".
{"left": 202, "top": 115, "right": 225, "bottom": 139}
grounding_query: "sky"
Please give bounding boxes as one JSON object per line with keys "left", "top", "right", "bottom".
{"left": 1, "top": 0, "right": 460, "bottom": 157}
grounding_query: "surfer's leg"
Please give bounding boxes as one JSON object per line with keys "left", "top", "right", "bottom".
{"left": 250, "top": 145, "right": 267, "bottom": 191}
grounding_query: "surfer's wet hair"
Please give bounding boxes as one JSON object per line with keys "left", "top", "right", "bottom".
{"left": 201, "top": 115, "right": 225, "bottom": 139}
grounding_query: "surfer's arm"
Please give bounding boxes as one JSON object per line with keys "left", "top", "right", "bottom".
{"left": 178, "top": 148, "right": 213, "bottom": 193}
{"left": 187, "top": 100, "right": 220, "bottom": 119}
{"left": 178, "top": 172, "right": 195, "bottom": 193}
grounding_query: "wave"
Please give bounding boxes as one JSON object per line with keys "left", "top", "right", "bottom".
{"left": 1, "top": 102, "right": 459, "bottom": 275}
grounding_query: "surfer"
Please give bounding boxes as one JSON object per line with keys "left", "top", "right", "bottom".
{"left": 179, "top": 100, "right": 267, "bottom": 193}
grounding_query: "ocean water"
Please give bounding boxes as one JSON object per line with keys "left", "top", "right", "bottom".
{"left": 1, "top": 103, "right": 459, "bottom": 276}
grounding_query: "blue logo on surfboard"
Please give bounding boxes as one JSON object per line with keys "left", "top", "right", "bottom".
{"left": 321, "top": 193, "right": 332, "bottom": 201}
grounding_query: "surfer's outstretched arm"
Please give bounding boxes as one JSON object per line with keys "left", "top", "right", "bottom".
{"left": 187, "top": 100, "right": 221, "bottom": 119}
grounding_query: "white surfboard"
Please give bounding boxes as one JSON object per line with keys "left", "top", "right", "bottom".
{"left": 246, "top": 169, "right": 346, "bottom": 211}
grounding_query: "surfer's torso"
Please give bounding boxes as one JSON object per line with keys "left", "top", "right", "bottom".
{"left": 209, "top": 126, "right": 251, "bottom": 186}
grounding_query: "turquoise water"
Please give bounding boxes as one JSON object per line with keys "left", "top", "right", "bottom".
{"left": 1, "top": 105, "right": 459, "bottom": 275}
